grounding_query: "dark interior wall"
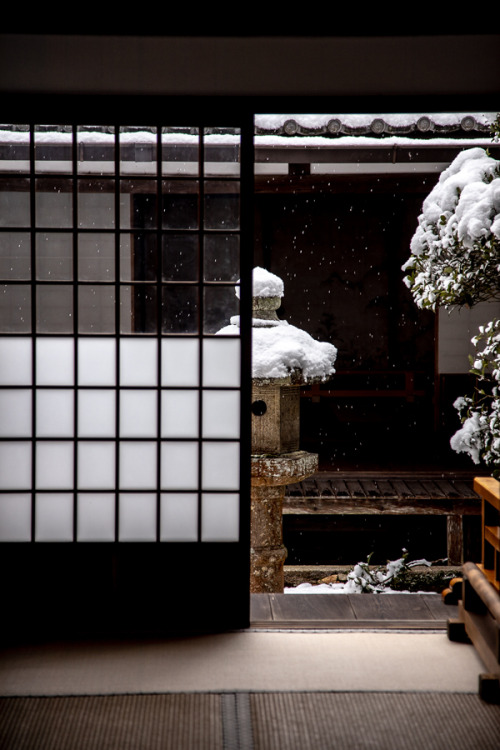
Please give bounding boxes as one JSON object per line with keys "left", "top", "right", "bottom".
{"left": 254, "top": 176, "right": 448, "bottom": 470}
{"left": 0, "top": 34, "right": 499, "bottom": 101}
{"left": 255, "top": 180, "right": 435, "bottom": 371}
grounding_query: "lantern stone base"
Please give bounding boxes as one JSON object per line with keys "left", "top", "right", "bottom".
{"left": 250, "top": 451, "right": 318, "bottom": 594}
{"left": 251, "top": 450, "right": 318, "bottom": 487}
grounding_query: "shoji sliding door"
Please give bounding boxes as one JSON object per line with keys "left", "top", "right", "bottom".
{"left": 0, "top": 119, "right": 251, "bottom": 637}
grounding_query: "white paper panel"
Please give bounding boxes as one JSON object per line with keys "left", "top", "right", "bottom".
{"left": 0, "top": 337, "right": 32, "bottom": 384}
{"left": 201, "top": 493, "right": 239, "bottom": 542}
{"left": 77, "top": 441, "right": 116, "bottom": 489}
{"left": 203, "top": 339, "right": 240, "bottom": 387}
{"left": 36, "top": 441, "right": 74, "bottom": 489}
{"left": 36, "top": 338, "right": 74, "bottom": 385}
{"left": 161, "top": 390, "right": 199, "bottom": 438}
{"left": 0, "top": 442, "right": 31, "bottom": 489}
{"left": 78, "top": 338, "right": 116, "bottom": 385}
{"left": 36, "top": 389, "right": 74, "bottom": 437}
{"left": 161, "top": 339, "right": 199, "bottom": 386}
{"left": 119, "top": 493, "right": 157, "bottom": 541}
{"left": 35, "top": 493, "right": 73, "bottom": 541}
{"left": 202, "top": 442, "right": 240, "bottom": 490}
{"left": 120, "top": 339, "right": 158, "bottom": 386}
{"left": 77, "top": 493, "right": 115, "bottom": 541}
{"left": 161, "top": 441, "right": 198, "bottom": 489}
{"left": 0, "top": 493, "right": 31, "bottom": 541}
{"left": 78, "top": 390, "right": 116, "bottom": 437}
{"left": 202, "top": 390, "right": 240, "bottom": 438}
{"left": 119, "top": 441, "right": 157, "bottom": 489}
{"left": 120, "top": 390, "right": 158, "bottom": 437}
{"left": 160, "top": 493, "right": 198, "bottom": 541}
{"left": 0, "top": 389, "right": 32, "bottom": 436}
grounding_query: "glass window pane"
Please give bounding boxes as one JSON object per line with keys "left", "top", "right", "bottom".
{"left": 78, "top": 181, "right": 115, "bottom": 228}
{"left": 203, "top": 234, "right": 239, "bottom": 281}
{"left": 36, "top": 441, "right": 74, "bottom": 489}
{"left": 78, "top": 233, "right": 115, "bottom": 281}
{"left": 0, "top": 126, "right": 30, "bottom": 173}
{"left": 0, "top": 284, "right": 31, "bottom": 332}
{"left": 204, "top": 285, "right": 239, "bottom": 334}
{"left": 77, "top": 126, "right": 115, "bottom": 175}
{"left": 36, "top": 389, "right": 74, "bottom": 437}
{"left": 201, "top": 493, "right": 239, "bottom": 542}
{"left": 203, "top": 339, "right": 240, "bottom": 386}
{"left": 120, "top": 182, "right": 156, "bottom": 229}
{"left": 204, "top": 128, "right": 240, "bottom": 177}
{"left": 161, "top": 390, "right": 199, "bottom": 438}
{"left": 202, "top": 442, "right": 240, "bottom": 490}
{"left": 161, "top": 441, "right": 198, "bottom": 490}
{"left": 0, "top": 494, "right": 31, "bottom": 541}
{"left": 120, "top": 232, "right": 157, "bottom": 281}
{"left": 0, "top": 337, "right": 32, "bottom": 384}
{"left": 0, "top": 389, "right": 32, "bottom": 436}
{"left": 162, "top": 181, "right": 198, "bottom": 230}
{"left": 35, "top": 125, "right": 72, "bottom": 174}
{"left": 0, "top": 442, "right": 31, "bottom": 489}
{"left": 77, "top": 493, "right": 115, "bottom": 542}
{"left": 162, "top": 234, "right": 198, "bottom": 281}
{"left": 78, "top": 338, "right": 116, "bottom": 385}
{"left": 36, "top": 232, "right": 72, "bottom": 280}
{"left": 204, "top": 182, "right": 240, "bottom": 230}
{"left": 120, "top": 390, "right": 158, "bottom": 437}
{"left": 120, "top": 338, "right": 157, "bottom": 386}
{"left": 35, "top": 179, "right": 73, "bottom": 228}
{"left": 119, "top": 442, "right": 157, "bottom": 489}
{"left": 36, "top": 285, "right": 73, "bottom": 333}
{"left": 162, "top": 127, "right": 199, "bottom": 177}
{"left": 162, "top": 285, "right": 198, "bottom": 334}
{"left": 160, "top": 493, "right": 198, "bottom": 541}
{"left": 119, "top": 493, "right": 156, "bottom": 541}
{"left": 161, "top": 338, "right": 199, "bottom": 387}
{"left": 120, "top": 285, "right": 157, "bottom": 334}
{"left": 78, "top": 285, "right": 116, "bottom": 334}
{"left": 36, "top": 337, "right": 74, "bottom": 385}
{"left": 77, "top": 390, "right": 116, "bottom": 437}
{"left": 202, "top": 391, "right": 240, "bottom": 438}
{"left": 35, "top": 493, "right": 73, "bottom": 542}
{"left": 120, "top": 127, "right": 157, "bottom": 176}
{"left": 0, "top": 232, "right": 31, "bottom": 279}
{"left": 0, "top": 182, "right": 30, "bottom": 227}
{"left": 77, "top": 442, "right": 116, "bottom": 489}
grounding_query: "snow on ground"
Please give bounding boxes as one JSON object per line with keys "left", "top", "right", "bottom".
{"left": 285, "top": 552, "right": 434, "bottom": 594}
{"left": 284, "top": 583, "right": 436, "bottom": 595}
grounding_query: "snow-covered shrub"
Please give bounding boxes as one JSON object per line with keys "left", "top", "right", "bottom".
{"left": 450, "top": 319, "right": 500, "bottom": 476}
{"left": 344, "top": 550, "right": 430, "bottom": 593}
{"left": 403, "top": 130, "right": 500, "bottom": 476}
{"left": 402, "top": 147, "right": 500, "bottom": 310}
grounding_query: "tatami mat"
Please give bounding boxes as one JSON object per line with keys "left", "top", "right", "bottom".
{"left": 1, "top": 691, "right": 500, "bottom": 750}
{"left": 0, "top": 631, "right": 487, "bottom": 696}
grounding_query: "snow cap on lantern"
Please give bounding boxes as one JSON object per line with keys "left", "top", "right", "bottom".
{"left": 220, "top": 266, "right": 338, "bottom": 384}
{"left": 219, "top": 267, "right": 337, "bottom": 456}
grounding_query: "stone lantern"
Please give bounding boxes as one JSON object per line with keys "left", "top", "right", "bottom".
{"left": 217, "top": 267, "right": 337, "bottom": 593}
{"left": 248, "top": 268, "right": 337, "bottom": 592}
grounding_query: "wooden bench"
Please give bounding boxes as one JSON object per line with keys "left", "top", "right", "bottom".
{"left": 283, "top": 472, "right": 482, "bottom": 565}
